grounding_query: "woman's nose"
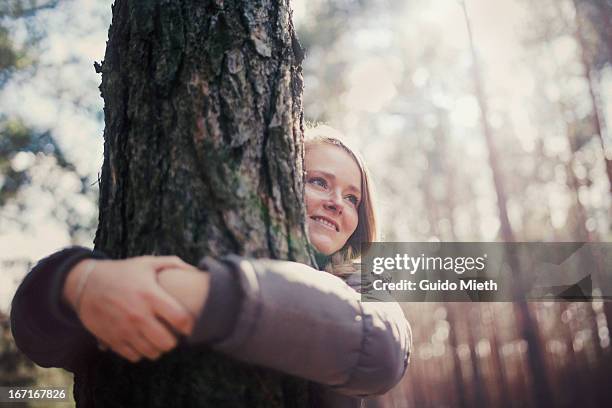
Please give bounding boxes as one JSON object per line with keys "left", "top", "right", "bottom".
{"left": 323, "top": 193, "right": 343, "bottom": 215}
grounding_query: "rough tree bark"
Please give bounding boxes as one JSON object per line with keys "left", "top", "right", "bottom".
{"left": 86, "top": 0, "right": 314, "bottom": 406}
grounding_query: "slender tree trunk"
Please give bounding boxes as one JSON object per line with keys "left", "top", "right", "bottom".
{"left": 561, "top": 303, "right": 598, "bottom": 408}
{"left": 572, "top": 0, "right": 612, "bottom": 197}
{"left": 85, "top": 1, "right": 313, "bottom": 406}
{"left": 460, "top": 2, "right": 553, "bottom": 406}
{"left": 466, "top": 307, "right": 487, "bottom": 408}
{"left": 437, "top": 109, "right": 470, "bottom": 408}
{"left": 447, "top": 305, "right": 469, "bottom": 408}
{"left": 571, "top": 2, "right": 612, "bottom": 379}
{"left": 487, "top": 305, "right": 511, "bottom": 408}
{"left": 422, "top": 145, "right": 440, "bottom": 239}
{"left": 459, "top": 2, "right": 512, "bottom": 243}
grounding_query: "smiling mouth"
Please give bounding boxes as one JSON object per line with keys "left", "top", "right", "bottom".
{"left": 311, "top": 216, "right": 339, "bottom": 232}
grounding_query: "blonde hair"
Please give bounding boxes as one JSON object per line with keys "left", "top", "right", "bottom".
{"left": 304, "top": 125, "right": 378, "bottom": 276}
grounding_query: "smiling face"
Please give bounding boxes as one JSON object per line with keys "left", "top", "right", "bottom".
{"left": 304, "top": 143, "right": 362, "bottom": 255}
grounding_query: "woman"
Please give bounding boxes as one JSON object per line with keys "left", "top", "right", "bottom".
{"left": 11, "top": 127, "right": 411, "bottom": 406}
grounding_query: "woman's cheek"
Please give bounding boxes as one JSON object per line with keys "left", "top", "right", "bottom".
{"left": 345, "top": 208, "right": 359, "bottom": 237}
{"left": 304, "top": 188, "right": 315, "bottom": 214}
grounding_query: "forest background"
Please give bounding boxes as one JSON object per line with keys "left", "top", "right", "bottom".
{"left": 0, "top": 0, "right": 611, "bottom": 407}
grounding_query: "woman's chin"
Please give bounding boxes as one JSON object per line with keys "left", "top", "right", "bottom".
{"left": 309, "top": 234, "right": 339, "bottom": 256}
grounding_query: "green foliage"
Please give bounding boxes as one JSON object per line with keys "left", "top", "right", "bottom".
{"left": 0, "top": 0, "right": 58, "bottom": 86}
{"left": 0, "top": 119, "right": 73, "bottom": 206}
{"left": 0, "top": 0, "right": 59, "bottom": 19}
{"left": 0, "top": 25, "right": 20, "bottom": 85}
{"left": 0, "top": 0, "right": 80, "bottom": 212}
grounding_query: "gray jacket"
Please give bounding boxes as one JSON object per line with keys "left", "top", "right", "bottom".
{"left": 11, "top": 247, "right": 411, "bottom": 407}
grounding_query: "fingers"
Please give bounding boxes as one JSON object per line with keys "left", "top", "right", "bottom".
{"left": 150, "top": 288, "right": 195, "bottom": 336}
{"left": 129, "top": 330, "right": 163, "bottom": 360}
{"left": 115, "top": 343, "right": 142, "bottom": 363}
{"left": 78, "top": 255, "right": 196, "bottom": 365}
{"left": 104, "top": 327, "right": 169, "bottom": 362}
{"left": 119, "top": 294, "right": 183, "bottom": 358}
{"left": 139, "top": 315, "right": 179, "bottom": 352}
{"left": 101, "top": 319, "right": 175, "bottom": 362}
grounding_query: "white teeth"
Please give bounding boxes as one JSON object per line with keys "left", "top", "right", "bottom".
{"left": 313, "top": 217, "right": 337, "bottom": 231}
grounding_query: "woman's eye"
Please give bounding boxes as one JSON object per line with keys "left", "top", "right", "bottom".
{"left": 346, "top": 195, "right": 359, "bottom": 206}
{"left": 309, "top": 177, "right": 328, "bottom": 188}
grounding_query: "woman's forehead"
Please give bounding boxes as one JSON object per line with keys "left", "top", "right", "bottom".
{"left": 305, "top": 143, "right": 362, "bottom": 193}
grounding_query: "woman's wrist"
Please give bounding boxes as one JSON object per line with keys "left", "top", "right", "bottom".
{"left": 156, "top": 267, "right": 211, "bottom": 318}
{"left": 62, "top": 259, "right": 96, "bottom": 311}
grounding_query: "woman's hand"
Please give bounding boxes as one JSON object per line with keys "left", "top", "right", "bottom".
{"left": 157, "top": 267, "right": 211, "bottom": 319}
{"left": 63, "top": 256, "right": 196, "bottom": 363}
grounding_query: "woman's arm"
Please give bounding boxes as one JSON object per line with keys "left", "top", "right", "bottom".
{"left": 160, "top": 256, "right": 412, "bottom": 398}
{"left": 12, "top": 248, "right": 410, "bottom": 396}
{"left": 10, "top": 248, "right": 195, "bottom": 370}
{"left": 64, "top": 256, "right": 195, "bottom": 362}
{"left": 10, "top": 247, "right": 106, "bottom": 372}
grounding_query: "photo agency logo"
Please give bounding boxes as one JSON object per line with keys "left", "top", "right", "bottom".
{"left": 361, "top": 242, "right": 612, "bottom": 302}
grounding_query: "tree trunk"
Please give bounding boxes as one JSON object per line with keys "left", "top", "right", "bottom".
{"left": 460, "top": 1, "right": 553, "bottom": 406}
{"left": 466, "top": 307, "right": 487, "bottom": 408}
{"left": 572, "top": 0, "right": 612, "bottom": 197}
{"left": 86, "top": 0, "right": 313, "bottom": 406}
{"left": 446, "top": 305, "right": 469, "bottom": 408}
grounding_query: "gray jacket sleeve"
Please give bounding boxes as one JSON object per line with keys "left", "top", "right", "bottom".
{"left": 193, "top": 256, "right": 411, "bottom": 398}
